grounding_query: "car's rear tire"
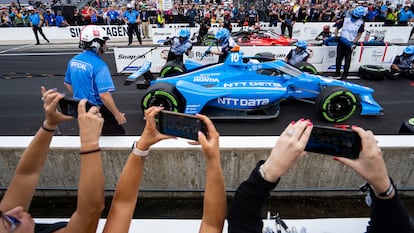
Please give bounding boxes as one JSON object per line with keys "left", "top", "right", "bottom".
{"left": 316, "top": 86, "right": 359, "bottom": 123}
{"left": 141, "top": 82, "right": 186, "bottom": 113}
{"left": 358, "top": 65, "right": 387, "bottom": 81}
{"left": 296, "top": 61, "right": 318, "bottom": 74}
{"left": 160, "top": 61, "right": 186, "bottom": 78}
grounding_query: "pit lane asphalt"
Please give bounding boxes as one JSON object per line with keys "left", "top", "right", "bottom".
{"left": 1, "top": 41, "right": 414, "bottom": 136}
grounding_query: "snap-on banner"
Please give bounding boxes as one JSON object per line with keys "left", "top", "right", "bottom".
{"left": 113, "top": 44, "right": 405, "bottom": 74}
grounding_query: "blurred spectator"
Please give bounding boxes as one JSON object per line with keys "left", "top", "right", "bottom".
{"left": 279, "top": 3, "right": 296, "bottom": 38}
{"left": 81, "top": 5, "right": 92, "bottom": 24}
{"left": 43, "top": 9, "right": 56, "bottom": 26}
{"left": 384, "top": 7, "right": 397, "bottom": 25}
{"left": 247, "top": 5, "right": 258, "bottom": 26}
{"left": 156, "top": 10, "right": 164, "bottom": 27}
{"left": 236, "top": 5, "right": 247, "bottom": 27}
{"left": 107, "top": 5, "right": 122, "bottom": 25}
{"left": 55, "top": 10, "right": 69, "bottom": 27}
{"left": 141, "top": 6, "right": 150, "bottom": 38}
{"left": 397, "top": 4, "right": 414, "bottom": 25}
{"left": 187, "top": 4, "right": 198, "bottom": 27}
{"left": 268, "top": 3, "right": 279, "bottom": 27}
{"left": 73, "top": 7, "right": 83, "bottom": 25}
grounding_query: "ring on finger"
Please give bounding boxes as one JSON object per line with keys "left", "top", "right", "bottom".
{"left": 286, "top": 130, "right": 294, "bottom": 137}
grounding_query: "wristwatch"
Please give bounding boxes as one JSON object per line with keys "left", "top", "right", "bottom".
{"left": 131, "top": 141, "right": 150, "bottom": 157}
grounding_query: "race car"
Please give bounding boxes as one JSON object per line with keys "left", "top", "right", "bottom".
{"left": 232, "top": 29, "right": 297, "bottom": 46}
{"left": 125, "top": 51, "right": 383, "bottom": 122}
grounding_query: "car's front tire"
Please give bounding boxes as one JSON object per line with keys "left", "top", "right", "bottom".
{"left": 141, "top": 82, "right": 186, "bottom": 113}
{"left": 316, "top": 86, "right": 359, "bottom": 122}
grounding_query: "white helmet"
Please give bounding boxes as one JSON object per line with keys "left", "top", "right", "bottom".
{"left": 79, "top": 25, "right": 109, "bottom": 53}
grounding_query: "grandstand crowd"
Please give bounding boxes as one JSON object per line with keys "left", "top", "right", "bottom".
{"left": 0, "top": 0, "right": 413, "bottom": 29}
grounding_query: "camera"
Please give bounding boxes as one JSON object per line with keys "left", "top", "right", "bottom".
{"left": 305, "top": 125, "right": 362, "bottom": 159}
{"left": 157, "top": 110, "right": 207, "bottom": 141}
{"left": 58, "top": 97, "right": 94, "bottom": 117}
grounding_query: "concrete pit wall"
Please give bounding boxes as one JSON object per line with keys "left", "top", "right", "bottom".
{"left": 0, "top": 136, "right": 413, "bottom": 198}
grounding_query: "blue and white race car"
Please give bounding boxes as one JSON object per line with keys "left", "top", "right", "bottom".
{"left": 125, "top": 51, "right": 383, "bottom": 122}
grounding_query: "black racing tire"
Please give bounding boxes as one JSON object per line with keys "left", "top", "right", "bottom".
{"left": 141, "top": 82, "right": 186, "bottom": 113}
{"left": 159, "top": 61, "right": 186, "bottom": 78}
{"left": 399, "top": 117, "right": 414, "bottom": 134}
{"left": 316, "top": 86, "right": 359, "bottom": 123}
{"left": 295, "top": 61, "right": 318, "bottom": 74}
{"left": 358, "top": 65, "right": 387, "bottom": 81}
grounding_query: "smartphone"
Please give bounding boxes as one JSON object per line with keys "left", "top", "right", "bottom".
{"left": 58, "top": 97, "right": 94, "bottom": 117}
{"left": 305, "top": 125, "right": 362, "bottom": 159}
{"left": 157, "top": 110, "right": 207, "bottom": 141}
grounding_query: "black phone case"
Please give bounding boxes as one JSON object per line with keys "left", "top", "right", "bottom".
{"left": 157, "top": 110, "right": 206, "bottom": 140}
{"left": 305, "top": 125, "right": 362, "bottom": 159}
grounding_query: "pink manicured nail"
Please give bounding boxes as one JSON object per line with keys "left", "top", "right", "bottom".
{"left": 333, "top": 157, "right": 339, "bottom": 161}
{"left": 290, "top": 121, "right": 296, "bottom": 125}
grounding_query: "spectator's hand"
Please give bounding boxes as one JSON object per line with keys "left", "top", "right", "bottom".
{"left": 40, "top": 86, "right": 73, "bottom": 129}
{"left": 115, "top": 112, "right": 127, "bottom": 125}
{"left": 78, "top": 100, "right": 103, "bottom": 148}
{"left": 261, "top": 119, "right": 313, "bottom": 182}
{"left": 333, "top": 126, "right": 390, "bottom": 194}
{"left": 136, "top": 107, "right": 173, "bottom": 150}
{"left": 188, "top": 114, "right": 220, "bottom": 161}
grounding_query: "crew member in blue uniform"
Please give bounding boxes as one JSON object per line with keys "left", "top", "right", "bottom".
{"left": 165, "top": 28, "right": 193, "bottom": 63}
{"left": 390, "top": 46, "right": 414, "bottom": 79}
{"left": 27, "top": 6, "right": 49, "bottom": 45}
{"left": 285, "top": 40, "right": 310, "bottom": 66}
{"left": 64, "top": 25, "right": 126, "bottom": 135}
{"left": 206, "top": 28, "right": 236, "bottom": 63}
{"left": 334, "top": 6, "right": 366, "bottom": 80}
{"left": 123, "top": 3, "right": 142, "bottom": 46}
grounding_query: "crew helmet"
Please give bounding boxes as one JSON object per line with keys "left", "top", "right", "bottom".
{"left": 352, "top": 6, "right": 366, "bottom": 19}
{"left": 178, "top": 28, "right": 191, "bottom": 40}
{"left": 295, "top": 40, "right": 308, "bottom": 49}
{"left": 403, "top": 46, "right": 414, "bottom": 55}
{"left": 79, "top": 25, "right": 109, "bottom": 53}
{"left": 215, "top": 28, "right": 230, "bottom": 44}
{"left": 323, "top": 25, "right": 330, "bottom": 31}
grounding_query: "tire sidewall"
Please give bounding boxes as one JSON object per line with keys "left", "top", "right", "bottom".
{"left": 318, "top": 87, "right": 358, "bottom": 122}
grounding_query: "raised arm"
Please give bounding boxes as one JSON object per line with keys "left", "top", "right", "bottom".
{"left": 102, "top": 107, "right": 172, "bottom": 233}
{"left": 334, "top": 126, "right": 412, "bottom": 233}
{"left": 0, "top": 87, "right": 73, "bottom": 212}
{"left": 194, "top": 114, "right": 226, "bottom": 233}
{"left": 62, "top": 100, "right": 105, "bottom": 233}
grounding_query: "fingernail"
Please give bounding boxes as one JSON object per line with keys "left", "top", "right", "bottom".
{"left": 351, "top": 125, "right": 358, "bottom": 129}
{"left": 307, "top": 121, "right": 313, "bottom": 126}
{"left": 333, "top": 157, "right": 339, "bottom": 161}
{"left": 52, "top": 88, "right": 57, "bottom": 91}
{"left": 290, "top": 121, "right": 296, "bottom": 125}
{"left": 300, "top": 118, "right": 304, "bottom": 121}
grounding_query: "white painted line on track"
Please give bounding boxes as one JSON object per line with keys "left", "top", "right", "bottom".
{"left": 0, "top": 44, "right": 33, "bottom": 54}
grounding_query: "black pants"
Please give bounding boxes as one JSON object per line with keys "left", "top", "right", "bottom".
{"left": 335, "top": 41, "right": 352, "bottom": 79}
{"left": 127, "top": 23, "right": 142, "bottom": 45}
{"left": 32, "top": 26, "right": 49, "bottom": 44}
{"left": 100, "top": 105, "right": 125, "bottom": 135}
{"left": 281, "top": 22, "right": 293, "bottom": 38}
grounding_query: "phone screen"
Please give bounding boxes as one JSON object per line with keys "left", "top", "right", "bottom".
{"left": 58, "top": 98, "right": 93, "bottom": 117}
{"left": 305, "top": 125, "right": 361, "bottom": 159}
{"left": 157, "top": 110, "right": 207, "bottom": 141}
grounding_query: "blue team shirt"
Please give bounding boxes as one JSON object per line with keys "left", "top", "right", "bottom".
{"left": 123, "top": 10, "right": 140, "bottom": 23}
{"left": 398, "top": 8, "right": 414, "bottom": 21}
{"left": 28, "top": 13, "right": 41, "bottom": 26}
{"left": 107, "top": 10, "right": 119, "bottom": 20}
{"left": 64, "top": 50, "right": 115, "bottom": 106}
